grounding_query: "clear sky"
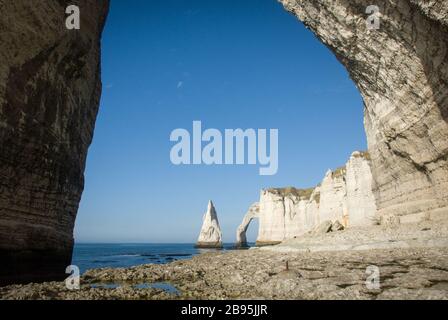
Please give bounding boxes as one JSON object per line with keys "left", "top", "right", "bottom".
{"left": 74, "top": 0, "right": 366, "bottom": 243}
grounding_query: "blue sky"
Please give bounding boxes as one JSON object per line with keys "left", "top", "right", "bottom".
{"left": 74, "top": 0, "right": 366, "bottom": 243}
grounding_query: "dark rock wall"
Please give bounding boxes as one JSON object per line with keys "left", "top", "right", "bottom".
{"left": 0, "top": 0, "right": 109, "bottom": 285}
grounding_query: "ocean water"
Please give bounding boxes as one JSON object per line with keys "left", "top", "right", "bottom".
{"left": 72, "top": 243, "right": 248, "bottom": 274}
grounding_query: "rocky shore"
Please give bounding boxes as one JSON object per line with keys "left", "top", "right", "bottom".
{"left": 2, "top": 222, "right": 447, "bottom": 300}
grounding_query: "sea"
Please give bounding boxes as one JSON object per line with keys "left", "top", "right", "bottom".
{"left": 72, "top": 243, "right": 252, "bottom": 274}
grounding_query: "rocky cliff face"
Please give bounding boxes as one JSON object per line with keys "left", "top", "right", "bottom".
{"left": 0, "top": 0, "right": 109, "bottom": 285}
{"left": 346, "top": 152, "right": 378, "bottom": 226}
{"left": 238, "top": 152, "right": 377, "bottom": 245}
{"left": 196, "top": 201, "right": 223, "bottom": 248}
{"left": 279, "top": 0, "right": 448, "bottom": 222}
{"left": 256, "top": 187, "right": 319, "bottom": 245}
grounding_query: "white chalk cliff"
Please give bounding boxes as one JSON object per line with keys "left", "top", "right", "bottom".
{"left": 237, "top": 151, "right": 378, "bottom": 245}
{"left": 196, "top": 201, "right": 223, "bottom": 248}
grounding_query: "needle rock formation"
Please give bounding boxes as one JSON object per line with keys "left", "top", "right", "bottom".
{"left": 196, "top": 201, "right": 223, "bottom": 249}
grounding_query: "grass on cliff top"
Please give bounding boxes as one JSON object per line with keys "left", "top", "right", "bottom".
{"left": 265, "top": 152, "right": 371, "bottom": 204}
{"left": 312, "top": 191, "right": 321, "bottom": 204}
{"left": 267, "top": 187, "right": 315, "bottom": 200}
{"left": 332, "top": 166, "right": 347, "bottom": 178}
{"left": 353, "top": 151, "right": 371, "bottom": 160}
{"left": 330, "top": 151, "right": 371, "bottom": 178}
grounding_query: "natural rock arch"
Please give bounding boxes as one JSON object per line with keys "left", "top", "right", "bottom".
{"left": 236, "top": 203, "right": 260, "bottom": 248}
{"left": 0, "top": 0, "right": 447, "bottom": 284}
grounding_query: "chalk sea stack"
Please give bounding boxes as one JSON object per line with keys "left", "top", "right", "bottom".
{"left": 196, "top": 201, "right": 223, "bottom": 249}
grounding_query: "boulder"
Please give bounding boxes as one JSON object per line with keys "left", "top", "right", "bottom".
{"left": 314, "top": 221, "right": 333, "bottom": 235}
{"left": 331, "top": 220, "right": 345, "bottom": 232}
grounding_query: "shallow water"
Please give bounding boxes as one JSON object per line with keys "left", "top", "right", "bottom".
{"left": 90, "top": 283, "right": 121, "bottom": 289}
{"left": 134, "top": 282, "right": 180, "bottom": 295}
{"left": 90, "top": 282, "right": 181, "bottom": 295}
{"left": 72, "top": 243, "right": 250, "bottom": 274}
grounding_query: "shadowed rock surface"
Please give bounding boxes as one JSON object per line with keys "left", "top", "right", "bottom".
{"left": 0, "top": 0, "right": 109, "bottom": 285}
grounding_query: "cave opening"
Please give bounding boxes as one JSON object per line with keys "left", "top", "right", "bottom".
{"left": 74, "top": 0, "right": 366, "bottom": 246}
{"left": 1, "top": 0, "right": 447, "bottom": 289}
